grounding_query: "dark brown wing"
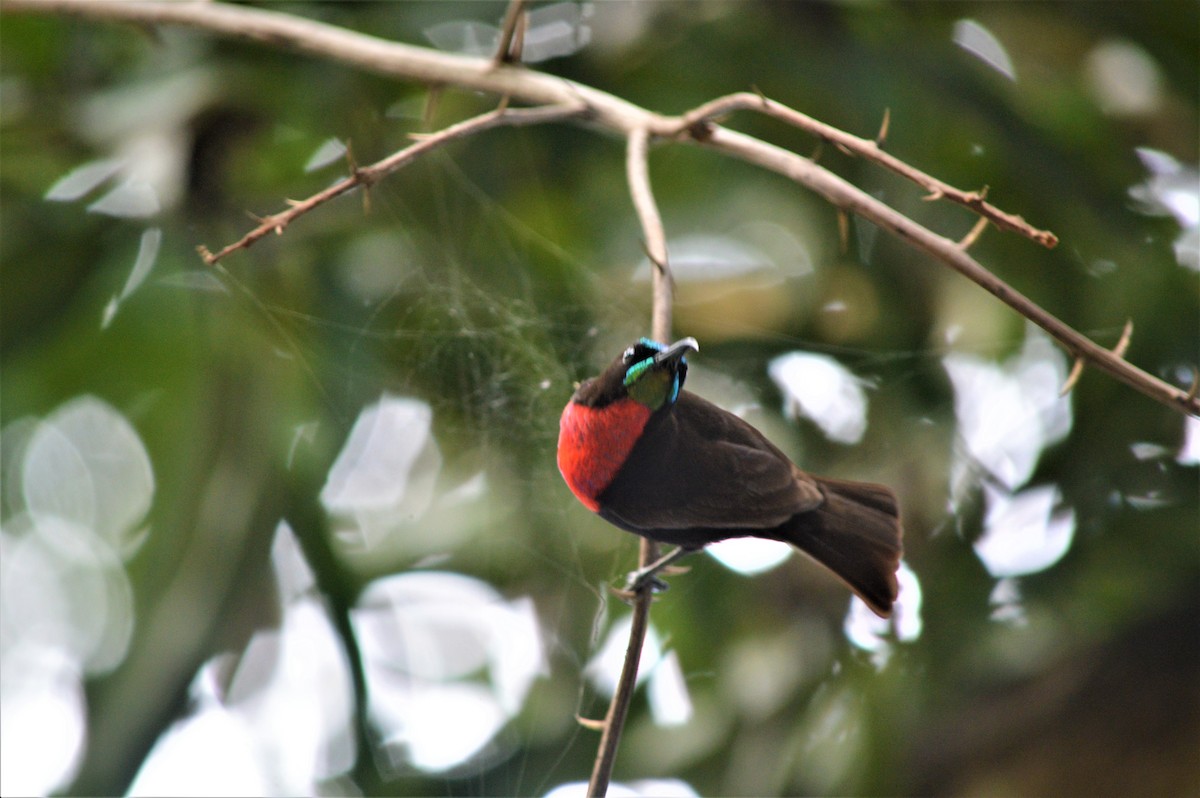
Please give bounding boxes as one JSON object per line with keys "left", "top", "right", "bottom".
{"left": 597, "top": 391, "right": 822, "bottom": 533}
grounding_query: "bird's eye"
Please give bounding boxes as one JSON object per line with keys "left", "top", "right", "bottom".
{"left": 623, "top": 346, "right": 636, "bottom": 362}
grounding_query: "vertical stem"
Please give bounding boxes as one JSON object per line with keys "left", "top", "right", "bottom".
{"left": 586, "top": 128, "right": 673, "bottom": 798}
{"left": 628, "top": 128, "right": 673, "bottom": 343}
{"left": 585, "top": 577, "right": 654, "bottom": 796}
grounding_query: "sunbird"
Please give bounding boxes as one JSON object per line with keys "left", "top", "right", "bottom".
{"left": 557, "top": 337, "right": 902, "bottom": 617}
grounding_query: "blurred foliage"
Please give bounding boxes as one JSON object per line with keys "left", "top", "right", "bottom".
{"left": 1, "top": 2, "right": 1197, "bottom": 797}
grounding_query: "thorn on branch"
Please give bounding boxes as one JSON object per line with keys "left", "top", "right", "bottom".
{"left": 875, "top": 107, "right": 890, "bottom": 147}
{"left": 964, "top": 185, "right": 991, "bottom": 206}
{"left": 1112, "top": 318, "right": 1134, "bottom": 359}
{"left": 247, "top": 210, "right": 286, "bottom": 236}
{"left": 346, "top": 142, "right": 375, "bottom": 203}
{"left": 1061, "top": 319, "right": 1134, "bottom": 396}
{"left": 421, "top": 88, "right": 442, "bottom": 130}
{"left": 1060, "top": 358, "right": 1085, "bottom": 398}
{"left": 957, "top": 216, "right": 989, "bottom": 250}
{"left": 576, "top": 715, "right": 607, "bottom": 732}
{"left": 1185, "top": 367, "right": 1200, "bottom": 404}
{"left": 608, "top": 585, "right": 642, "bottom": 604}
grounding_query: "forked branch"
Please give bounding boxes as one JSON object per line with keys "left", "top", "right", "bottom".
{"left": 7, "top": 0, "right": 1189, "bottom": 416}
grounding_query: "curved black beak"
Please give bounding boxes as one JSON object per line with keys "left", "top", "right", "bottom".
{"left": 654, "top": 337, "right": 699, "bottom": 365}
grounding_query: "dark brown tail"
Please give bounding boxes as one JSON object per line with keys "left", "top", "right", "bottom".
{"left": 778, "top": 476, "right": 903, "bottom": 618}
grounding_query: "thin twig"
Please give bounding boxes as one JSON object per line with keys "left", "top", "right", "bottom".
{"left": 677, "top": 92, "right": 1059, "bottom": 249}
{"left": 627, "top": 128, "right": 672, "bottom": 343}
{"left": 493, "top": 0, "right": 527, "bottom": 65}
{"left": 585, "top": 573, "right": 653, "bottom": 798}
{"left": 584, "top": 127, "right": 675, "bottom": 798}
{"left": 198, "top": 103, "right": 585, "bottom": 265}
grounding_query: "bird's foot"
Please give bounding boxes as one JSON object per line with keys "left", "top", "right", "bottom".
{"left": 615, "top": 545, "right": 697, "bottom": 600}
{"left": 622, "top": 567, "right": 672, "bottom": 594}
{"left": 609, "top": 574, "right": 663, "bottom": 603}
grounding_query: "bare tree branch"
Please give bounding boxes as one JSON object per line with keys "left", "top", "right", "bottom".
{"left": 0, "top": 0, "right": 658, "bottom": 129}
{"left": 197, "top": 103, "right": 586, "bottom": 266}
{"left": 6, "top": 0, "right": 1190, "bottom": 417}
{"left": 678, "top": 92, "right": 1059, "bottom": 249}
{"left": 694, "top": 126, "right": 1197, "bottom": 416}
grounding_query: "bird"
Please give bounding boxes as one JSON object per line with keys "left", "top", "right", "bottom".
{"left": 557, "top": 337, "right": 903, "bottom": 618}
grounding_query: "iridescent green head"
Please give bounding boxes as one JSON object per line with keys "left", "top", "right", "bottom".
{"left": 621, "top": 337, "right": 698, "bottom": 411}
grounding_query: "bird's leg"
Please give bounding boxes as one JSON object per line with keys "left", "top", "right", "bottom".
{"left": 623, "top": 545, "right": 697, "bottom": 593}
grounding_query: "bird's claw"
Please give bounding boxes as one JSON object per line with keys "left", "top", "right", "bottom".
{"left": 623, "top": 569, "right": 670, "bottom": 594}
{"left": 609, "top": 576, "right": 667, "bottom": 604}
{"left": 610, "top": 548, "right": 694, "bottom": 602}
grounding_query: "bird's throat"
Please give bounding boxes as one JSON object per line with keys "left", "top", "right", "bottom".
{"left": 557, "top": 397, "right": 653, "bottom": 512}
